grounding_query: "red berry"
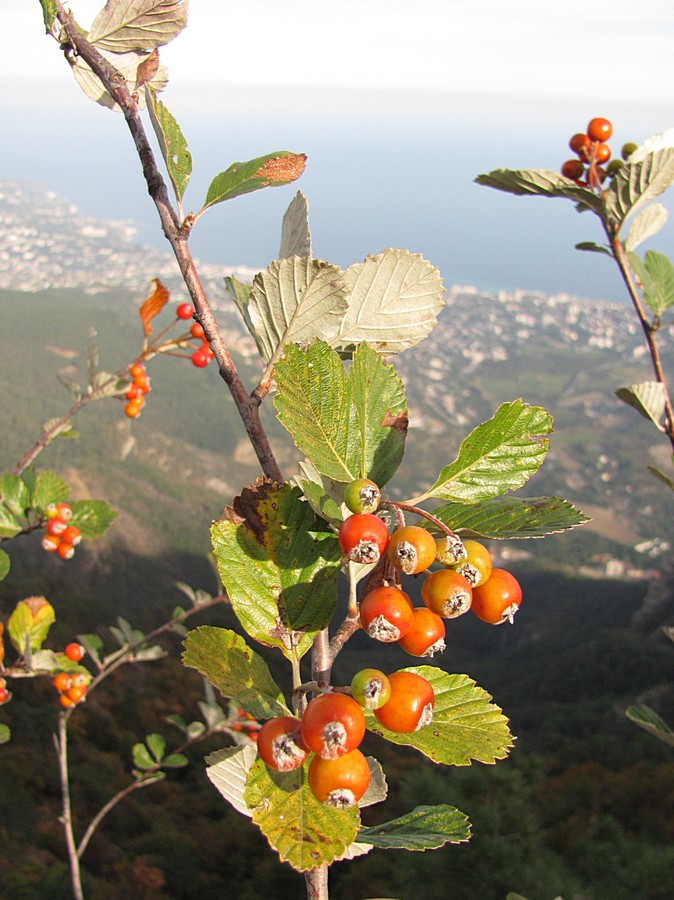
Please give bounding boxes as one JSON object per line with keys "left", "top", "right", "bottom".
{"left": 190, "top": 322, "right": 206, "bottom": 340}
{"left": 129, "top": 362, "right": 145, "bottom": 378}
{"left": 388, "top": 525, "right": 437, "bottom": 575}
{"left": 191, "top": 349, "right": 210, "bottom": 368}
{"left": 471, "top": 568, "right": 522, "bottom": 624}
{"left": 397, "top": 607, "right": 446, "bottom": 658}
{"left": 176, "top": 302, "right": 194, "bottom": 320}
{"left": 125, "top": 398, "right": 144, "bottom": 418}
{"left": 66, "top": 685, "right": 87, "bottom": 704}
{"left": 56, "top": 502, "right": 72, "bottom": 520}
{"left": 53, "top": 672, "right": 72, "bottom": 692}
{"left": 561, "top": 159, "right": 585, "bottom": 180}
{"left": 60, "top": 525, "right": 82, "bottom": 546}
{"left": 42, "top": 534, "right": 61, "bottom": 552}
{"left": 593, "top": 143, "right": 611, "bottom": 164}
{"left": 421, "top": 568, "right": 473, "bottom": 619}
{"left": 47, "top": 517, "right": 67, "bottom": 536}
{"left": 256, "top": 716, "right": 308, "bottom": 772}
{"left": 373, "top": 670, "right": 435, "bottom": 733}
{"left": 57, "top": 542, "right": 75, "bottom": 560}
{"left": 300, "top": 692, "right": 366, "bottom": 759}
{"left": 569, "top": 132, "right": 591, "bottom": 160}
{"left": 338, "top": 513, "right": 389, "bottom": 565}
{"left": 359, "top": 586, "right": 414, "bottom": 642}
{"left": 64, "top": 642, "right": 85, "bottom": 662}
{"left": 308, "top": 749, "right": 370, "bottom": 807}
{"left": 133, "top": 374, "right": 151, "bottom": 394}
{"left": 0, "top": 687, "right": 9, "bottom": 704}
{"left": 587, "top": 117, "right": 613, "bottom": 142}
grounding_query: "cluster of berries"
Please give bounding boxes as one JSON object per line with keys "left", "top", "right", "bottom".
{"left": 231, "top": 706, "right": 259, "bottom": 741}
{"left": 338, "top": 479, "right": 523, "bottom": 659}
{"left": 176, "top": 302, "right": 215, "bottom": 368}
{"left": 53, "top": 643, "right": 89, "bottom": 708}
{"left": 251, "top": 477, "right": 524, "bottom": 809}
{"left": 560, "top": 117, "right": 637, "bottom": 190}
{"left": 257, "top": 665, "right": 434, "bottom": 808}
{"left": 41, "top": 503, "right": 82, "bottom": 561}
{"left": 124, "top": 362, "right": 152, "bottom": 419}
{"left": 0, "top": 678, "right": 10, "bottom": 705}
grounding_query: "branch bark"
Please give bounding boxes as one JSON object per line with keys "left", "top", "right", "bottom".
{"left": 53, "top": 3, "right": 282, "bottom": 482}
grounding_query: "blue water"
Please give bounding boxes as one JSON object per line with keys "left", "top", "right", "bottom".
{"left": 6, "top": 81, "right": 674, "bottom": 302}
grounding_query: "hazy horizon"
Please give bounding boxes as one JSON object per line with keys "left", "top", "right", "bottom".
{"left": 4, "top": 78, "right": 674, "bottom": 303}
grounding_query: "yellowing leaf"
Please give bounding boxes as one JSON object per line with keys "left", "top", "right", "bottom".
{"left": 8, "top": 596, "right": 56, "bottom": 655}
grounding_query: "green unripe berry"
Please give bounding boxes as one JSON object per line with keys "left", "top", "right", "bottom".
{"left": 351, "top": 668, "right": 391, "bottom": 710}
{"left": 344, "top": 478, "right": 381, "bottom": 514}
{"left": 606, "top": 159, "right": 623, "bottom": 177}
{"left": 621, "top": 142, "right": 638, "bottom": 161}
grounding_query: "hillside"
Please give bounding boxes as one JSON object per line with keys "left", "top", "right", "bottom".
{"left": 2, "top": 181, "right": 674, "bottom": 899}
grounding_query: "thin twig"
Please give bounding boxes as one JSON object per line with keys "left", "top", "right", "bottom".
{"left": 609, "top": 233, "right": 674, "bottom": 450}
{"left": 53, "top": 3, "right": 282, "bottom": 482}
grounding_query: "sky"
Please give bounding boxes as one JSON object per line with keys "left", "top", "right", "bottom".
{"left": 4, "top": 1, "right": 674, "bottom": 301}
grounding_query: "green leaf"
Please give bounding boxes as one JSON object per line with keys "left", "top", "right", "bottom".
{"left": 31, "top": 471, "right": 69, "bottom": 513}
{"left": 358, "top": 804, "right": 471, "bottom": 850}
{"left": 642, "top": 250, "right": 674, "bottom": 315}
{"left": 605, "top": 149, "right": 674, "bottom": 229}
{"left": 70, "top": 500, "right": 118, "bottom": 538}
{"left": 626, "top": 704, "right": 674, "bottom": 748}
{"left": 430, "top": 496, "right": 589, "bottom": 539}
{"left": 87, "top": 0, "right": 189, "bottom": 53}
{"left": 332, "top": 249, "right": 445, "bottom": 356}
{"left": 29, "top": 650, "right": 61, "bottom": 672}
{"left": 77, "top": 633, "right": 104, "bottom": 667}
{"left": 146, "top": 733, "right": 166, "bottom": 762}
{"left": 365, "top": 666, "right": 513, "bottom": 765}
{"left": 201, "top": 152, "right": 307, "bottom": 212}
{"left": 249, "top": 258, "right": 349, "bottom": 367}
{"left": 275, "top": 341, "right": 408, "bottom": 487}
{"left": 89, "top": 371, "right": 128, "bottom": 400}
{"left": 40, "top": 0, "right": 58, "bottom": 31}
{"left": 0, "top": 505, "right": 22, "bottom": 539}
{"left": 412, "top": 401, "right": 552, "bottom": 504}
{"left": 209, "top": 482, "right": 341, "bottom": 660}
{"left": 133, "top": 742, "right": 156, "bottom": 770}
{"left": 625, "top": 203, "right": 669, "bottom": 251}
{"left": 0, "top": 474, "right": 31, "bottom": 518}
{"left": 0, "top": 723, "right": 10, "bottom": 745}
{"left": 162, "top": 753, "right": 189, "bottom": 768}
{"left": 40, "top": 418, "right": 78, "bottom": 442}
{"left": 244, "top": 757, "right": 360, "bottom": 871}
{"left": 575, "top": 241, "right": 611, "bottom": 255}
{"left": 0, "top": 549, "right": 10, "bottom": 582}
{"left": 146, "top": 87, "right": 192, "bottom": 203}
{"left": 615, "top": 382, "right": 666, "bottom": 430}
{"left": 293, "top": 459, "right": 346, "bottom": 527}
{"left": 8, "top": 597, "right": 56, "bottom": 655}
{"left": 182, "top": 626, "right": 290, "bottom": 719}
{"left": 475, "top": 168, "right": 605, "bottom": 217}
{"left": 279, "top": 191, "right": 312, "bottom": 259}
{"left": 206, "top": 745, "right": 259, "bottom": 817}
